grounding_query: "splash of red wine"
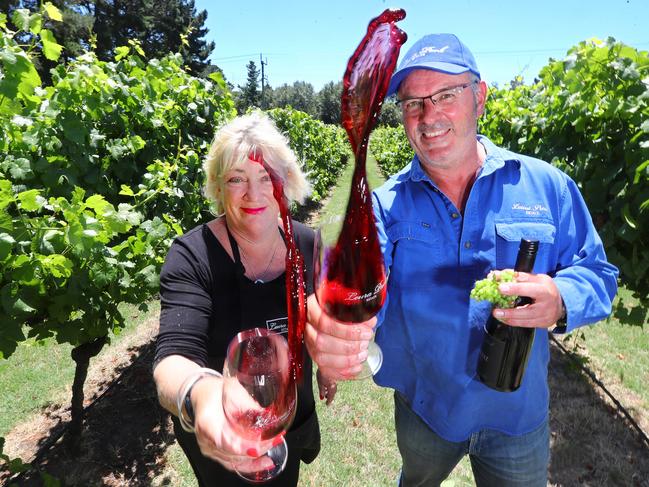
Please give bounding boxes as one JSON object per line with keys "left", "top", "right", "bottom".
{"left": 318, "top": 9, "right": 407, "bottom": 323}
{"left": 249, "top": 149, "right": 306, "bottom": 384}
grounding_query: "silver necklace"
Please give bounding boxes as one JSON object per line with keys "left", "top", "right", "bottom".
{"left": 240, "top": 238, "right": 279, "bottom": 284}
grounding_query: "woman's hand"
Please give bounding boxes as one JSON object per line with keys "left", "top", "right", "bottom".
{"left": 316, "top": 368, "right": 338, "bottom": 406}
{"left": 153, "top": 355, "right": 279, "bottom": 473}
{"left": 191, "top": 375, "right": 280, "bottom": 473}
{"left": 305, "top": 293, "right": 375, "bottom": 380}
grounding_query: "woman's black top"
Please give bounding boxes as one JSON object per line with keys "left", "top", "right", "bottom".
{"left": 154, "top": 220, "right": 319, "bottom": 487}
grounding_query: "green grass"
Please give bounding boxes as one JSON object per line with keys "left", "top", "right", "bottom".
{"left": 560, "top": 287, "right": 649, "bottom": 406}
{"left": 0, "top": 301, "right": 160, "bottom": 437}
{"left": 314, "top": 154, "right": 386, "bottom": 227}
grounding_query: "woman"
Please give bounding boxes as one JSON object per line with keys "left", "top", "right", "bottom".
{"left": 153, "top": 112, "right": 334, "bottom": 486}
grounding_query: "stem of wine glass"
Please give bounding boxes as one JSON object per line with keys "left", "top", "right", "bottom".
{"left": 352, "top": 333, "right": 383, "bottom": 380}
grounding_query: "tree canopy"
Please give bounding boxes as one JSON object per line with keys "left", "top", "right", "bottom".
{"left": 1, "top": 0, "right": 216, "bottom": 78}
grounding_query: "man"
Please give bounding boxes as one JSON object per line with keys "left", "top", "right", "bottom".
{"left": 306, "top": 33, "right": 618, "bottom": 486}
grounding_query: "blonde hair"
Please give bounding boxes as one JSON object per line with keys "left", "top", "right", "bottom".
{"left": 203, "top": 111, "right": 311, "bottom": 215}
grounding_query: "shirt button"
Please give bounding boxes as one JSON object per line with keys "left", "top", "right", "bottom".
{"left": 464, "top": 241, "right": 472, "bottom": 249}
{"left": 451, "top": 212, "right": 459, "bottom": 219}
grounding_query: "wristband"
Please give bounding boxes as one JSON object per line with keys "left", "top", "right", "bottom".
{"left": 176, "top": 367, "right": 222, "bottom": 433}
{"left": 553, "top": 300, "right": 568, "bottom": 334}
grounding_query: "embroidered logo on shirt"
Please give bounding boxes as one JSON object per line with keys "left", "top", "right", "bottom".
{"left": 266, "top": 317, "right": 288, "bottom": 335}
{"left": 511, "top": 202, "right": 549, "bottom": 217}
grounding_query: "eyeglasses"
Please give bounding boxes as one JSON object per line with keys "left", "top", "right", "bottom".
{"left": 396, "top": 82, "right": 476, "bottom": 115}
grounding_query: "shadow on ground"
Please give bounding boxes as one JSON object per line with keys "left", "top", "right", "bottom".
{"left": 6, "top": 339, "right": 177, "bottom": 487}
{"left": 548, "top": 342, "right": 649, "bottom": 487}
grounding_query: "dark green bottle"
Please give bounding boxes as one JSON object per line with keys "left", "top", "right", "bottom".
{"left": 477, "top": 238, "right": 539, "bottom": 392}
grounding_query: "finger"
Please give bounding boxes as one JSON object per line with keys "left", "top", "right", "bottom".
{"left": 231, "top": 453, "right": 276, "bottom": 474}
{"left": 493, "top": 305, "right": 555, "bottom": 328}
{"left": 316, "top": 363, "right": 364, "bottom": 381}
{"left": 315, "top": 315, "right": 374, "bottom": 341}
{"left": 325, "top": 383, "right": 338, "bottom": 406}
{"left": 305, "top": 325, "right": 370, "bottom": 375}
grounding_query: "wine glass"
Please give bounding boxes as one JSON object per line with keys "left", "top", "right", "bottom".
{"left": 313, "top": 213, "right": 387, "bottom": 379}
{"left": 222, "top": 328, "right": 297, "bottom": 483}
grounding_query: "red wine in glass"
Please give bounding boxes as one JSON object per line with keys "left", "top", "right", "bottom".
{"left": 314, "top": 9, "right": 407, "bottom": 377}
{"left": 223, "top": 328, "right": 297, "bottom": 483}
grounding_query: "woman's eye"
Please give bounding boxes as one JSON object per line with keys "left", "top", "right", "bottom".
{"left": 228, "top": 177, "right": 245, "bottom": 184}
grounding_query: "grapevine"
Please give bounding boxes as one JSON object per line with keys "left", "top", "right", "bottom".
{"left": 470, "top": 270, "right": 517, "bottom": 309}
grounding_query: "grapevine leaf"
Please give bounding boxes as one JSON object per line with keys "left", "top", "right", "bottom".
{"left": 43, "top": 2, "right": 63, "bottom": 22}
{"left": 17, "top": 189, "right": 45, "bottom": 211}
{"left": 11, "top": 9, "right": 30, "bottom": 31}
{"left": 85, "top": 194, "right": 111, "bottom": 214}
{"left": 0, "top": 48, "right": 17, "bottom": 64}
{"left": 7, "top": 157, "right": 33, "bottom": 180}
{"left": 1, "top": 283, "right": 37, "bottom": 315}
{"left": 40, "top": 29, "right": 63, "bottom": 62}
{"left": 119, "top": 184, "right": 135, "bottom": 196}
{"left": 0, "top": 233, "right": 15, "bottom": 262}
{"left": 39, "top": 254, "right": 73, "bottom": 279}
{"left": 115, "top": 46, "right": 130, "bottom": 61}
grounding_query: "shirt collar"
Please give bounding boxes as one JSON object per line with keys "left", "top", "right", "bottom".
{"left": 477, "top": 135, "right": 522, "bottom": 177}
{"left": 406, "top": 136, "right": 523, "bottom": 182}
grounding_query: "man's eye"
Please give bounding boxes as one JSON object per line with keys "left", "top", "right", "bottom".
{"left": 405, "top": 99, "right": 423, "bottom": 111}
{"left": 436, "top": 92, "right": 457, "bottom": 104}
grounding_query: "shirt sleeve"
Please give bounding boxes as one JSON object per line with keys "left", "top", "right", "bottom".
{"left": 552, "top": 176, "right": 619, "bottom": 332}
{"left": 154, "top": 235, "right": 213, "bottom": 367}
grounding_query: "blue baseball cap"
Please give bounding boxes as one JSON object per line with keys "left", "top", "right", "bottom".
{"left": 386, "top": 33, "right": 480, "bottom": 97}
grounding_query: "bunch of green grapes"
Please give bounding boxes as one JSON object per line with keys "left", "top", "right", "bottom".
{"left": 470, "top": 270, "right": 517, "bottom": 308}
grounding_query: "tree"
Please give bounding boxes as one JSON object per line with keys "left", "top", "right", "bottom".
{"left": 269, "top": 81, "right": 318, "bottom": 118}
{"left": 93, "top": 0, "right": 215, "bottom": 75}
{"left": 1, "top": 0, "right": 217, "bottom": 79}
{"left": 237, "top": 60, "right": 261, "bottom": 112}
{"left": 377, "top": 98, "right": 402, "bottom": 127}
{"left": 317, "top": 80, "right": 342, "bottom": 125}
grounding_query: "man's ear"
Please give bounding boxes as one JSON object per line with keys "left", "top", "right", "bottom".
{"left": 476, "top": 80, "right": 488, "bottom": 118}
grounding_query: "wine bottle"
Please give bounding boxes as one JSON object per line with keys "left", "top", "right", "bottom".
{"left": 477, "top": 238, "right": 539, "bottom": 392}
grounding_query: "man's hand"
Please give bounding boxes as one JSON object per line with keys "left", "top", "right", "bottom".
{"left": 305, "top": 293, "right": 375, "bottom": 380}
{"left": 492, "top": 271, "right": 564, "bottom": 328}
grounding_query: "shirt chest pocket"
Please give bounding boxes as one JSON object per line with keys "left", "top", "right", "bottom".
{"left": 386, "top": 221, "right": 442, "bottom": 287}
{"left": 495, "top": 220, "right": 556, "bottom": 272}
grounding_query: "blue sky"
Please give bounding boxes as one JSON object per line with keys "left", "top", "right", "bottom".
{"left": 195, "top": 0, "right": 648, "bottom": 91}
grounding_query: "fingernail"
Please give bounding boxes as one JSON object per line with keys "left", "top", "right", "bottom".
{"left": 500, "top": 284, "right": 511, "bottom": 293}
{"left": 358, "top": 350, "right": 368, "bottom": 361}
{"left": 320, "top": 393, "right": 324, "bottom": 400}
{"left": 272, "top": 435, "right": 284, "bottom": 447}
{"left": 494, "top": 310, "right": 505, "bottom": 318}
{"left": 247, "top": 448, "right": 259, "bottom": 457}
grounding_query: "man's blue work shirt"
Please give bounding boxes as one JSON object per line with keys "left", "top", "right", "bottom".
{"left": 372, "top": 136, "right": 618, "bottom": 442}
